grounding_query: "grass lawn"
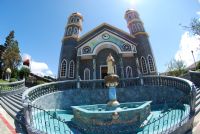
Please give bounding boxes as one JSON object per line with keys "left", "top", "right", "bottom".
{"left": 0, "top": 79, "right": 8, "bottom": 83}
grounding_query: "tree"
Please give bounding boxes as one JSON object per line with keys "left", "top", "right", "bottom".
{"left": 197, "top": 61, "right": 200, "bottom": 71}
{"left": 181, "top": 18, "right": 200, "bottom": 36}
{"left": 2, "top": 31, "right": 22, "bottom": 77}
{"left": 190, "top": 18, "right": 200, "bottom": 36}
{"left": 166, "top": 59, "right": 187, "bottom": 76}
{"left": 19, "top": 66, "right": 30, "bottom": 79}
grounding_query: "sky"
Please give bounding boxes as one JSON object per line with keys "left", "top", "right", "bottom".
{"left": 0, "top": 0, "right": 200, "bottom": 77}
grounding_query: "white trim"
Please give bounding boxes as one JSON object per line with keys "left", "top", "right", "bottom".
{"left": 93, "top": 42, "right": 121, "bottom": 55}
{"left": 100, "top": 65, "right": 117, "bottom": 79}
{"left": 78, "top": 30, "right": 137, "bottom": 53}
{"left": 60, "top": 59, "right": 67, "bottom": 78}
{"left": 68, "top": 60, "right": 75, "bottom": 78}
{"left": 147, "top": 55, "right": 156, "bottom": 73}
{"left": 84, "top": 68, "right": 90, "bottom": 80}
{"left": 78, "top": 23, "right": 136, "bottom": 43}
{"left": 140, "top": 56, "right": 148, "bottom": 74}
{"left": 126, "top": 66, "right": 133, "bottom": 78}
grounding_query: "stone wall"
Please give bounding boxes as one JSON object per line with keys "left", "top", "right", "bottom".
{"left": 33, "top": 85, "right": 185, "bottom": 110}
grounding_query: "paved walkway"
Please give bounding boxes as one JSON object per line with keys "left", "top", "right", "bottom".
{"left": 192, "top": 112, "right": 200, "bottom": 134}
{"left": 0, "top": 106, "right": 16, "bottom": 134}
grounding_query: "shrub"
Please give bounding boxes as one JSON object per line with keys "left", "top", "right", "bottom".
{"left": 9, "top": 78, "right": 17, "bottom": 82}
{"left": 36, "top": 80, "right": 45, "bottom": 85}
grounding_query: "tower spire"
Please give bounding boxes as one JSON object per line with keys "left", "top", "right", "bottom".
{"left": 124, "top": 9, "right": 148, "bottom": 37}
{"left": 64, "top": 12, "right": 83, "bottom": 39}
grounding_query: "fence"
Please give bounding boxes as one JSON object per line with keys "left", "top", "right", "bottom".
{"left": 0, "top": 79, "right": 25, "bottom": 95}
{"left": 25, "top": 95, "right": 191, "bottom": 134}
{"left": 22, "top": 75, "right": 196, "bottom": 134}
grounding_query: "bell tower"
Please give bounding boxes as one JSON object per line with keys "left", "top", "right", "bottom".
{"left": 125, "top": 9, "right": 157, "bottom": 75}
{"left": 64, "top": 12, "right": 83, "bottom": 39}
{"left": 124, "top": 9, "right": 148, "bottom": 36}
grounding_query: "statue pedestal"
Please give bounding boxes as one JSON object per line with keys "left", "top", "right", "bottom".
{"left": 104, "top": 74, "right": 119, "bottom": 107}
{"left": 107, "top": 86, "right": 119, "bottom": 106}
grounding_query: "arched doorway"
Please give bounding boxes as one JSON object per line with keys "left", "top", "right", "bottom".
{"left": 96, "top": 48, "right": 120, "bottom": 79}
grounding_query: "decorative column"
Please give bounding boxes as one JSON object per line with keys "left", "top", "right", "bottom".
{"left": 92, "top": 56, "right": 96, "bottom": 80}
{"left": 119, "top": 54, "right": 124, "bottom": 79}
{"left": 92, "top": 56, "right": 96, "bottom": 89}
{"left": 76, "top": 56, "right": 80, "bottom": 89}
{"left": 76, "top": 56, "right": 80, "bottom": 79}
{"left": 136, "top": 57, "right": 143, "bottom": 85}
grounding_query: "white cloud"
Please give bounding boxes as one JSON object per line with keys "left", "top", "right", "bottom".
{"left": 197, "top": 11, "right": 200, "bottom": 16}
{"left": 175, "top": 32, "right": 200, "bottom": 66}
{"left": 22, "top": 54, "right": 54, "bottom": 77}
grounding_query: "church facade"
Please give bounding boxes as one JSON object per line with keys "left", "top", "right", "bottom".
{"left": 58, "top": 9, "right": 157, "bottom": 80}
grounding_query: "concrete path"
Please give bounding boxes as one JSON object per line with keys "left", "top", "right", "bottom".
{"left": 0, "top": 106, "right": 16, "bottom": 134}
{"left": 192, "top": 113, "right": 200, "bottom": 134}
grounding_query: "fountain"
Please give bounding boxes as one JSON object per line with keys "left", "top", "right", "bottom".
{"left": 70, "top": 54, "right": 152, "bottom": 133}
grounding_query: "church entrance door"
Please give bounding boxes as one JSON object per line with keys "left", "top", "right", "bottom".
{"left": 100, "top": 66, "right": 107, "bottom": 79}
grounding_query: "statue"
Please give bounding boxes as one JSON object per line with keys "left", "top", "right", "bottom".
{"left": 105, "top": 53, "right": 119, "bottom": 106}
{"left": 106, "top": 53, "right": 115, "bottom": 75}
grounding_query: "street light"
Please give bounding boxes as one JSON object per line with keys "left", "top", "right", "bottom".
{"left": 191, "top": 50, "right": 197, "bottom": 70}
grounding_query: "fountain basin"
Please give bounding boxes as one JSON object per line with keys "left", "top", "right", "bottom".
{"left": 71, "top": 101, "right": 152, "bottom": 133}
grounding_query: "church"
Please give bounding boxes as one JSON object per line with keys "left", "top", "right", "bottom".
{"left": 58, "top": 9, "right": 157, "bottom": 80}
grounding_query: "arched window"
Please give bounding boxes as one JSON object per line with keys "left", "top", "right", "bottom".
{"left": 67, "top": 27, "right": 72, "bottom": 35}
{"left": 132, "top": 24, "right": 137, "bottom": 33}
{"left": 73, "top": 27, "right": 78, "bottom": 35}
{"left": 84, "top": 68, "right": 90, "bottom": 80}
{"left": 70, "top": 17, "right": 75, "bottom": 23}
{"left": 133, "top": 24, "right": 137, "bottom": 32}
{"left": 68, "top": 60, "right": 75, "bottom": 78}
{"left": 141, "top": 57, "right": 148, "bottom": 74}
{"left": 126, "top": 66, "right": 133, "bottom": 78}
{"left": 137, "top": 23, "right": 144, "bottom": 31}
{"left": 147, "top": 55, "right": 155, "bottom": 72}
{"left": 60, "top": 59, "right": 67, "bottom": 77}
{"left": 76, "top": 17, "right": 79, "bottom": 22}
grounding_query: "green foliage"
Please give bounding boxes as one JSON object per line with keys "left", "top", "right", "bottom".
{"left": 36, "top": 80, "right": 45, "bottom": 85}
{"left": 196, "top": 61, "right": 200, "bottom": 70}
{"left": 190, "top": 18, "right": 200, "bottom": 36}
{"left": 9, "top": 78, "right": 17, "bottom": 82}
{"left": 2, "top": 31, "right": 22, "bottom": 72}
{"left": 11, "top": 68, "right": 19, "bottom": 79}
{"left": 166, "top": 59, "right": 187, "bottom": 76}
{"left": 19, "top": 66, "right": 30, "bottom": 79}
{"left": 0, "top": 79, "right": 8, "bottom": 83}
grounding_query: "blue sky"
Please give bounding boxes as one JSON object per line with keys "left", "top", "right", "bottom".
{"left": 0, "top": 0, "right": 200, "bottom": 77}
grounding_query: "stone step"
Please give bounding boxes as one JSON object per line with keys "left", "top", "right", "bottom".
{"left": 6, "top": 96, "right": 23, "bottom": 106}
{"left": 11, "top": 95, "right": 22, "bottom": 102}
{"left": 1, "top": 97, "right": 21, "bottom": 113}
{"left": 197, "top": 88, "right": 200, "bottom": 94}
{"left": 0, "top": 98, "right": 27, "bottom": 133}
{"left": 0, "top": 99, "right": 17, "bottom": 118}
{"left": 14, "top": 94, "right": 22, "bottom": 99}
{"left": 196, "top": 93, "right": 200, "bottom": 101}
{"left": 195, "top": 98, "right": 200, "bottom": 107}
{"left": 195, "top": 104, "right": 200, "bottom": 115}
{"left": 2, "top": 96, "right": 23, "bottom": 110}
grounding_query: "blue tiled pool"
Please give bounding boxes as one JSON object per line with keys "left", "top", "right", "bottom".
{"left": 32, "top": 104, "right": 190, "bottom": 134}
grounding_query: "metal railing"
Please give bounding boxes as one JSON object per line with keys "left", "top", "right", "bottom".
{"left": 22, "top": 76, "right": 195, "bottom": 102}
{"left": 22, "top": 75, "right": 196, "bottom": 134}
{"left": 0, "top": 79, "right": 25, "bottom": 93}
{"left": 25, "top": 95, "right": 191, "bottom": 134}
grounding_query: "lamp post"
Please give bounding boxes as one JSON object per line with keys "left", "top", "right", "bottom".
{"left": 191, "top": 50, "right": 197, "bottom": 70}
